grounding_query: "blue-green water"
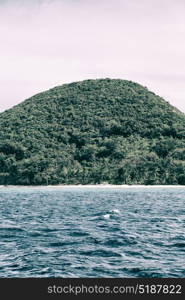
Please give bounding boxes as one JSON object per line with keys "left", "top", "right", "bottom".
{"left": 0, "top": 187, "right": 184, "bottom": 278}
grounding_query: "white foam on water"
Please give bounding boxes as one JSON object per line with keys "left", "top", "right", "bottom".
{"left": 111, "top": 209, "right": 120, "bottom": 214}
{"left": 103, "top": 214, "right": 110, "bottom": 219}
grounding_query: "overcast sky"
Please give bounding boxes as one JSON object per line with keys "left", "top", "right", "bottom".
{"left": 0, "top": 0, "right": 185, "bottom": 112}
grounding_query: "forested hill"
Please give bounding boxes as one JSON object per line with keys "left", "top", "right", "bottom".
{"left": 0, "top": 78, "right": 185, "bottom": 185}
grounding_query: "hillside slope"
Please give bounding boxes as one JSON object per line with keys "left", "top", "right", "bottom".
{"left": 0, "top": 78, "right": 185, "bottom": 185}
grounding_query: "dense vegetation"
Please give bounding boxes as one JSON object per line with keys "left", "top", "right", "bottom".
{"left": 0, "top": 78, "right": 185, "bottom": 185}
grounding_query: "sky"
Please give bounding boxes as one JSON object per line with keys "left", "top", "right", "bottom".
{"left": 0, "top": 0, "right": 185, "bottom": 113}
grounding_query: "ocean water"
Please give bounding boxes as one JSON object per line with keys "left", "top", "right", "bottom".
{"left": 0, "top": 186, "right": 184, "bottom": 278}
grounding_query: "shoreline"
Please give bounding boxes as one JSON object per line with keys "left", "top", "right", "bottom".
{"left": 0, "top": 184, "right": 185, "bottom": 189}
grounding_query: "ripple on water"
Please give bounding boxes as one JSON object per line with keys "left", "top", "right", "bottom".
{"left": 0, "top": 187, "right": 184, "bottom": 277}
{"left": 79, "top": 249, "right": 122, "bottom": 258}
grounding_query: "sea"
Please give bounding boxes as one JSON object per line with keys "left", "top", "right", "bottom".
{"left": 0, "top": 186, "right": 184, "bottom": 278}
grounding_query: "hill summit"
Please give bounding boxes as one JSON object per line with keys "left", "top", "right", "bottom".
{"left": 0, "top": 78, "right": 185, "bottom": 185}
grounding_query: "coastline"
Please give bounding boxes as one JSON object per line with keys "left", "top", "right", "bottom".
{"left": 0, "top": 184, "right": 185, "bottom": 189}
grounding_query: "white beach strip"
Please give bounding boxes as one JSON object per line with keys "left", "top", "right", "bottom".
{"left": 0, "top": 184, "right": 185, "bottom": 189}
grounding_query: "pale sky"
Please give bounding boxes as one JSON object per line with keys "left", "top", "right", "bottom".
{"left": 0, "top": 0, "right": 185, "bottom": 112}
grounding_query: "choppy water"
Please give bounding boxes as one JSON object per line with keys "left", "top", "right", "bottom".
{"left": 0, "top": 186, "right": 184, "bottom": 278}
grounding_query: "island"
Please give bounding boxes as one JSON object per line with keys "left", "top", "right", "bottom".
{"left": 0, "top": 78, "right": 185, "bottom": 185}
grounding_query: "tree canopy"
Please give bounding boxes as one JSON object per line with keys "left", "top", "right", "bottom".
{"left": 0, "top": 78, "right": 185, "bottom": 185}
